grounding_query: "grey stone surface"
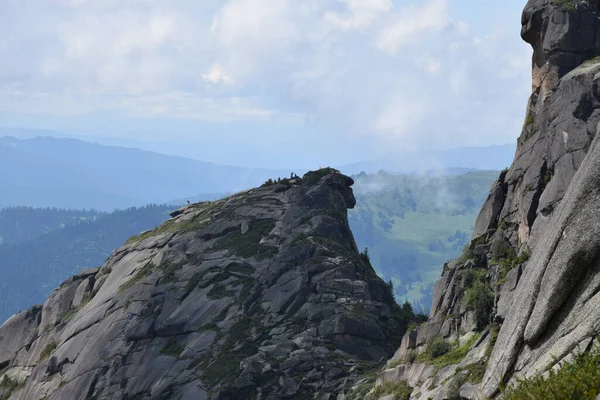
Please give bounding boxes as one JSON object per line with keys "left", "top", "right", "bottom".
{"left": 0, "top": 170, "right": 405, "bottom": 400}
{"left": 483, "top": 120, "right": 600, "bottom": 397}
{"left": 0, "top": 306, "right": 41, "bottom": 367}
{"left": 384, "top": 2, "right": 600, "bottom": 398}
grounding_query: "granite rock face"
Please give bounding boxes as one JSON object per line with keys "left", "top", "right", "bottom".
{"left": 368, "top": 1, "right": 600, "bottom": 398}
{"left": 0, "top": 169, "right": 408, "bottom": 400}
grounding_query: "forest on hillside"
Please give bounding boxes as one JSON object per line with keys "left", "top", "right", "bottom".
{"left": 349, "top": 170, "right": 498, "bottom": 312}
{"left": 0, "top": 205, "right": 173, "bottom": 322}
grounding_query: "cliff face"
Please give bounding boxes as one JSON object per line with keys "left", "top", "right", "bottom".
{"left": 373, "top": 1, "right": 600, "bottom": 399}
{"left": 0, "top": 169, "right": 408, "bottom": 400}
{"left": 480, "top": 0, "right": 600, "bottom": 395}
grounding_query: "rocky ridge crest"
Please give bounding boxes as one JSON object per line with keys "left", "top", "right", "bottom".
{"left": 0, "top": 169, "right": 413, "bottom": 400}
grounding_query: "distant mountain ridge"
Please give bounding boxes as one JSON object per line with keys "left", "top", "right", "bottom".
{"left": 339, "top": 144, "right": 516, "bottom": 174}
{"left": 0, "top": 136, "right": 294, "bottom": 211}
{"left": 0, "top": 135, "right": 515, "bottom": 212}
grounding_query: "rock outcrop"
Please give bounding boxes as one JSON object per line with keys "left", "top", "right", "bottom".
{"left": 366, "top": 0, "right": 600, "bottom": 399}
{"left": 0, "top": 169, "right": 411, "bottom": 400}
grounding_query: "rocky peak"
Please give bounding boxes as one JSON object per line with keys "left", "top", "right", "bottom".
{"left": 365, "top": 2, "right": 600, "bottom": 399}
{"left": 522, "top": 0, "right": 600, "bottom": 98}
{"left": 0, "top": 168, "right": 413, "bottom": 400}
{"left": 474, "top": 0, "right": 600, "bottom": 247}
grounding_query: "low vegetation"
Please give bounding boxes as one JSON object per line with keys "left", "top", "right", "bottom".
{"left": 0, "top": 374, "right": 26, "bottom": 399}
{"left": 416, "top": 334, "right": 481, "bottom": 370}
{"left": 160, "top": 339, "right": 185, "bottom": 358}
{"left": 125, "top": 202, "right": 221, "bottom": 244}
{"left": 456, "top": 244, "right": 476, "bottom": 264}
{"left": 456, "top": 362, "right": 487, "bottom": 384}
{"left": 207, "top": 283, "right": 235, "bottom": 299}
{"left": 302, "top": 167, "right": 341, "bottom": 186}
{"left": 462, "top": 269, "right": 493, "bottom": 330}
{"left": 39, "top": 341, "right": 57, "bottom": 361}
{"left": 554, "top": 0, "right": 577, "bottom": 11}
{"left": 485, "top": 323, "right": 500, "bottom": 359}
{"left": 367, "top": 380, "right": 412, "bottom": 400}
{"left": 62, "top": 294, "right": 93, "bottom": 322}
{"left": 447, "top": 374, "right": 467, "bottom": 400}
{"left": 349, "top": 170, "right": 498, "bottom": 311}
{"left": 118, "top": 262, "right": 155, "bottom": 293}
{"left": 464, "top": 280, "right": 494, "bottom": 331}
{"left": 425, "top": 336, "right": 453, "bottom": 359}
{"left": 585, "top": 55, "right": 600, "bottom": 64}
{"left": 211, "top": 219, "right": 277, "bottom": 261}
{"left": 518, "top": 108, "right": 539, "bottom": 145}
{"left": 491, "top": 238, "right": 531, "bottom": 285}
{"left": 502, "top": 346, "right": 600, "bottom": 400}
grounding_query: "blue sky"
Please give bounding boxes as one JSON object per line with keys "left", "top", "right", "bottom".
{"left": 0, "top": 0, "right": 531, "bottom": 168}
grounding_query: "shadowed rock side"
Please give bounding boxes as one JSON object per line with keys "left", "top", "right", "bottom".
{"left": 362, "top": 1, "right": 600, "bottom": 399}
{"left": 0, "top": 169, "right": 411, "bottom": 400}
{"left": 482, "top": 98, "right": 600, "bottom": 397}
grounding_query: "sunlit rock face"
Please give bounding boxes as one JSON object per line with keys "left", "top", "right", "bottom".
{"left": 374, "top": 1, "right": 600, "bottom": 399}
{"left": 0, "top": 169, "right": 408, "bottom": 400}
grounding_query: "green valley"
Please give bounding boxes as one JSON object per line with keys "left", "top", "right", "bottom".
{"left": 348, "top": 170, "right": 499, "bottom": 312}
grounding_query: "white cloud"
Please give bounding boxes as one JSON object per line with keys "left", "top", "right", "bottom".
{"left": 202, "top": 64, "right": 235, "bottom": 84}
{"left": 0, "top": 0, "right": 531, "bottom": 156}
{"left": 324, "top": 0, "right": 392, "bottom": 31}
{"left": 377, "top": 0, "right": 453, "bottom": 55}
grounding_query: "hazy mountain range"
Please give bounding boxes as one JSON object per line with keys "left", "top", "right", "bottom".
{"left": 0, "top": 134, "right": 514, "bottom": 211}
{"left": 0, "top": 136, "right": 290, "bottom": 211}
{"left": 339, "top": 144, "right": 515, "bottom": 174}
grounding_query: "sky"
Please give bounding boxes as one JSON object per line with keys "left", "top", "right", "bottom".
{"left": 0, "top": 0, "right": 532, "bottom": 168}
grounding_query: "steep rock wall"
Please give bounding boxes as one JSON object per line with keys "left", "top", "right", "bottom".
{"left": 0, "top": 170, "right": 410, "bottom": 400}
{"left": 373, "top": 1, "right": 600, "bottom": 399}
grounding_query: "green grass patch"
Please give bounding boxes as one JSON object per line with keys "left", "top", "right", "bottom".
{"left": 160, "top": 261, "right": 185, "bottom": 283}
{"left": 302, "top": 167, "right": 341, "bottom": 186}
{"left": 585, "top": 55, "right": 600, "bottom": 64}
{"left": 347, "top": 382, "right": 376, "bottom": 400}
{"left": 461, "top": 268, "right": 493, "bottom": 331}
{"left": 456, "top": 243, "right": 475, "bottom": 264}
{"left": 62, "top": 294, "right": 93, "bottom": 322}
{"left": 125, "top": 201, "right": 224, "bottom": 245}
{"left": 118, "top": 262, "right": 155, "bottom": 293}
{"left": 520, "top": 110, "right": 537, "bottom": 144}
{"left": 485, "top": 323, "right": 500, "bottom": 359}
{"left": 415, "top": 336, "right": 451, "bottom": 364}
{"left": 0, "top": 375, "right": 26, "bottom": 396}
{"left": 367, "top": 380, "right": 412, "bottom": 400}
{"left": 160, "top": 339, "right": 185, "bottom": 358}
{"left": 184, "top": 272, "right": 203, "bottom": 295}
{"left": 554, "top": 0, "right": 577, "bottom": 11}
{"left": 502, "top": 346, "right": 600, "bottom": 400}
{"left": 495, "top": 248, "right": 530, "bottom": 285}
{"left": 417, "top": 334, "right": 480, "bottom": 370}
{"left": 39, "top": 341, "right": 57, "bottom": 362}
{"left": 207, "top": 283, "right": 235, "bottom": 299}
{"left": 463, "top": 280, "right": 493, "bottom": 331}
{"left": 466, "top": 363, "right": 486, "bottom": 383}
{"left": 211, "top": 219, "right": 277, "bottom": 261}
{"left": 200, "top": 317, "right": 260, "bottom": 388}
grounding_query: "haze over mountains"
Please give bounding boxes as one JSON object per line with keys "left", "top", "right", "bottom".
{"left": 0, "top": 134, "right": 514, "bottom": 211}
{"left": 339, "top": 144, "right": 516, "bottom": 174}
{"left": 0, "top": 136, "right": 290, "bottom": 211}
